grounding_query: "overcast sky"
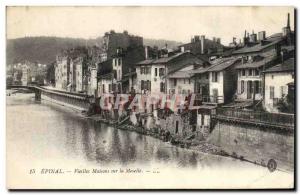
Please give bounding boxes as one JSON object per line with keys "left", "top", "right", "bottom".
{"left": 6, "top": 6, "right": 294, "bottom": 45}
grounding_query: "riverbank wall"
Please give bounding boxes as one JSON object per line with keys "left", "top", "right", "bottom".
{"left": 207, "top": 120, "right": 294, "bottom": 171}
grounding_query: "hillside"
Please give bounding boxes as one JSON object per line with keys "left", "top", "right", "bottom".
{"left": 6, "top": 36, "right": 182, "bottom": 65}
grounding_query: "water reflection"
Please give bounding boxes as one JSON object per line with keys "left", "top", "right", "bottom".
{"left": 7, "top": 93, "right": 232, "bottom": 169}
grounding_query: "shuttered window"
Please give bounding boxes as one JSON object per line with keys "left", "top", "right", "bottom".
{"left": 270, "top": 86, "right": 275, "bottom": 99}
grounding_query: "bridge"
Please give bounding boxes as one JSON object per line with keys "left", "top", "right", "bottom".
{"left": 7, "top": 85, "right": 92, "bottom": 111}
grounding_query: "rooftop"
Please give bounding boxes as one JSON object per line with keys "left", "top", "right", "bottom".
{"left": 136, "top": 52, "right": 200, "bottom": 65}
{"left": 232, "top": 36, "right": 283, "bottom": 55}
{"left": 235, "top": 55, "right": 276, "bottom": 69}
{"left": 208, "top": 57, "right": 241, "bottom": 72}
{"left": 167, "top": 71, "right": 193, "bottom": 78}
{"left": 263, "top": 58, "right": 295, "bottom": 73}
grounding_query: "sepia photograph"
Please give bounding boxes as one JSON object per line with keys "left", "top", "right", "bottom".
{"left": 5, "top": 6, "right": 295, "bottom": 189}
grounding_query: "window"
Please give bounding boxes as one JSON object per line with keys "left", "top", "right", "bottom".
{"left": 147, "top": 80, "right": 151, "bottom": 91}
{"left": 159, "top": 68, "right": 165, "bottom": 76}
{"left": 147, "top": 67, "right": 151, "bottom": 74}
{"left": 160, "top": 82, "right": 165, "bottom": 92}
{"left": 280, "top": 86, "right": 285, "bottom": 97}
{"left": 248, "top": 69, "right": 253, "bottom": 76}
{"left": 254, "top": 81, "right": 259, "bottom": 94}
{"left": 102, "top": 84, "right": 105, "bottom": 93}
{"left": 183, "top": 79, "right": 186, "bottom": 84}
{"left": 270, "top": 86, "right": 274, "bottom": 99}
{"left": 254, "top": 69, "right": 259, "bottom": 76}
{"left": 109, "top": 84, "right": 112, "bottom": 92}
{"left": 241, "top": 80, "right": 245, "bottom": 93}
{"left": 118, "top": 58, "right": 121, "bottom": 66}
{"left": 212, "top": 72, "right": 218, "bottom": 82}
{"left": 140, "top": 67, "right": 143, "bottom": 74}
{"left": 174, "top": 79, "right": 177, "bottom": 86}
{"left": 249, "top": 81, "right": 253, "bottom": 94}
{"left": 242, "top": 69, "right": 245, "bottom": 76}
{"left": 141, "top": 80, "right": 144, "bottom": 90}
{"left": 155, "top": 68, "right": 157, "bottom": 76}
{"left": 189, "top": 79, "right": 191, "bottom": 84}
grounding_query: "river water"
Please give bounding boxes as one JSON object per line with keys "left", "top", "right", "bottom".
{"left": 6, "top": 92, "right": 293, "bottom": 189}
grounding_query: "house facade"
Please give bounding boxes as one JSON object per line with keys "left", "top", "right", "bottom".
{"left": 263, "top": 58, "right": 294, "bottom": 113}
{"left": 205, "top": 58, "right": 242, "bottom": 104}
{"left": 135, "top": 51, "right": 205, "bottom": 95}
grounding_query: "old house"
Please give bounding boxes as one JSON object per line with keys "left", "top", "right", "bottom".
{"left": 263, "top": 58, "right": 294, "bottom": 113}
{"left": 230, "top": 13, "right": 294, "bottom": 106}
{"left": 205, "top": 57, "right": 242, "bottom": 105}
{"left": 110, "top": 46, "right": 145, "bottom": 93}
{"left": 135, "top": 51, "right": 205, "bottom": 95}
{"left": 101, "top": 30, "right": 143, "bottom": 61}
{"left": 55, "top": 53, "right": 70, "bottom": 90}
{"left": 179, "top": 35, "right": 224, "bottom": 55}
{"left": 97, "top": 59, "right": 113, "bottom": 96}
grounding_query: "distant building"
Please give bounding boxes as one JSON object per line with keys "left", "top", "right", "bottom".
{"left": 55, "top": 55, "right": 70, "bottom": 90}
{"left": 263, "top": 58, "right": 294, "bottom": 113}
{"left": 21, "top": 64, "right": 30, "bottom": 86}
{"left": 101, "top": 30, "right": 143, "bottom": 61}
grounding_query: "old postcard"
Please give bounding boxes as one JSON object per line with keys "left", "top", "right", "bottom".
{"left": 6, "top": 6, "right": 295, "bottom": 189}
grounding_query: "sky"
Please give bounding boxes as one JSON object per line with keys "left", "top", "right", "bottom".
{"left": 6, "top": 6, "right": 295, "bottom": 45}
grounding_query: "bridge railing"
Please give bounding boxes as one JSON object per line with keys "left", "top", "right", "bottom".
{"left": 215, "top": 108, "right": 294, "bottom": 128}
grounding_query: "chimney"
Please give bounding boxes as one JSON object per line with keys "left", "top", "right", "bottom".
{"left": 200, "top": 35, "right": 205, "bottom": 54}
{"left": 194, "top": 35, "right": 200, "bottom": 42}
{"left": 287, "top": 13, "right": 290, "bottom": 28}
{"left": 216, "top": 38, "right": 221, "bottom": 44}
{"left": 249, "top": 31, "right": 257, "bottom": 43}
{"left": 180, "top": 46, "right": 185, "bottom": 53}
{"left": 258, "top": 31, "right": 266, "bottom": 41}
{"left": 145, "top": 46, "right": 149, "bottom": 60}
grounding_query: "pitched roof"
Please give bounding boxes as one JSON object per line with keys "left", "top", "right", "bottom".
{"left": 167, "top": 71, "right": 193, "bottom": 78}
{"left": 188, "top": 66, "right": 212, "bottom": 74}
{"left": 235, "top": 55, "right": 276, "bottom": 69}
{"left": 208, "top": 58, "right": 241, "bottom": 72}
{"left": 263, "top": 58, "right": 295, "bottom": 73}
{"left": 135, "top": 52, "right": 201, "bottom": 65}
{"left": 232, "top": 37, "right": 283, "bottom": 55}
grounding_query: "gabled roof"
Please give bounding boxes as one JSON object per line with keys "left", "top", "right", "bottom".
{"left": 208, "top": 58, "right": 241, "bottom": 72}
{"left": 263, "top": 58, "right": 294, "bottom": 73}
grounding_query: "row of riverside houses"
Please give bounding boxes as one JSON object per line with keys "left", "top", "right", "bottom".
{"left": 7, "top": 61, "right": 47, "bottom": 86}
{"left": 54, "top": 13, "right": 294, "bottom": 133}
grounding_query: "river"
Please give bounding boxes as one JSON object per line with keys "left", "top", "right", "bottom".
{"left": 6, "top": 92, "right": 293, "bottom": 189}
